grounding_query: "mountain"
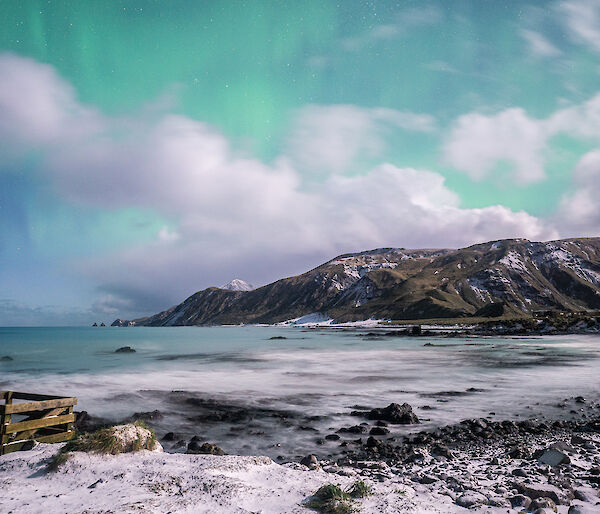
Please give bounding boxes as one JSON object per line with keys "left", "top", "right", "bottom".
{"left": 221, "top": 279, "right": 254, "bottom": 291}
{"left": 113, "top": 238, "right": 600, "bottom": 326}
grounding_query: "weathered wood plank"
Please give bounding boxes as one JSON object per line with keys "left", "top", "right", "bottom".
{"left": 5, "top": 413, "right": 75, "bottom": 434}
{"left": 35, "top": 431, "right": 75, "bottom": 444}
{"left": 0, "top": 391, "right": 12, "bottom": 456}
{"left": 12, "top": 392, "right": 70, "bottom": 401}
{"left": 15, "top": 406, "right": 70, "bottom": 442}
{"left": 4, "top": 397, "right": 77, "bottom": 414}
{"left": 1, "top": 431, "right": 74, "bottom": 454}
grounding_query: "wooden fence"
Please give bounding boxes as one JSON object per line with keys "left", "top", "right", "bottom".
{"left": 0, "top": 391, "right": 77, "bottom": 456}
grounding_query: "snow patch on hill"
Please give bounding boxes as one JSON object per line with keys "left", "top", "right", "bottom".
{"left": 222, "top": 279, "right": 254, "bottom": 291}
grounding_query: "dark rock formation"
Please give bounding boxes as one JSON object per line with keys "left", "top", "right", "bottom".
{"left": 186, "top": 441, "right": 225, "bottom": 455}
{"left": 367, "top": 403, "right": 420, "bottom": 424}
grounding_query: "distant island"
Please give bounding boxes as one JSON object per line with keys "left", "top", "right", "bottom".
{"left": 112, "top": 237, "right": 600, "bottom": 331}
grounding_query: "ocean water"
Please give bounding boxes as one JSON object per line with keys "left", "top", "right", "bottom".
{"left": 1, "top": 326, "right": 599, "bottom": 459}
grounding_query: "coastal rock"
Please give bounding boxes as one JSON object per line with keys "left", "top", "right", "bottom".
{"left": 537, "top": 447, "right": 571, "bottom": 467}
{"left": 186, "top": 441, "right": 225, "bottom": 455}
{"left": 455, "top": 491, "right": 487, "bottom": 508}
{"left": 531, "top": 497, "right": 558, "bottom": 512}
{"left": 73, "top": 411, "right": 108, "bottom": 433}
{"left": 130, "top": 409, "right": 163, "bottom": 422}
{"left": 431, "top": 443, "right": 454, "bottom": 460}
{"left": 509, "top": 494, "right": 532, "bottom": 509}
{"left": 369, "top": 426, "right": 390, "bottom": 435}
{"left": 0, "top": 355, "right": 13, "bottom": 361}
{"left": 300, "top": 454, "right": 320, "bottom": 469}
{"left": 367, "top": 403, "right": 420, "bottom": 424}
{"left": 337, "top": 425, "right": 366, "bottom": 434}
{"left": 515, "top": 483, "right": 562, "bottom": 505}
{"left": 115, "top": 346, "right": 136, "bottom": 353}
{"left": 568, "top": 505, "right": 597, "bottom": 514}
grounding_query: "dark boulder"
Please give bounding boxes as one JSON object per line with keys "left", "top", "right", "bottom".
{"left": 300, "top": 454, "right": 319, "bottom": 469}
{"left": 367, "top": 403, "right": 420, "bottom": 424}
{"left": 369, "top": 426, "right": 390, "bottom": 435}
{"left": 186, "top": 441, "right": 225, "bottom": 455}
{"left": 130, "top": 409, "right": 163, "bottom": 422}
{"left": 0, "top": 355, "right": 13, "bottom": 361}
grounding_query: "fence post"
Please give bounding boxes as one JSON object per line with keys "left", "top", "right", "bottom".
{"left": 0, "top": 391, "right": 12, "bottom": 456}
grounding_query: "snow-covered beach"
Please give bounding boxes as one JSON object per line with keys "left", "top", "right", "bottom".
{"left": 2, "top": 411, "right": 600, "bottom": 514}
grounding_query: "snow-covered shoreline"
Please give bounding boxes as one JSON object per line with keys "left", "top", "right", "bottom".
{"left": 2, "top": 408, "right": 600, "bottom": 513}
{"left": 0, "top": 443, "right": 463, "bottom": 513}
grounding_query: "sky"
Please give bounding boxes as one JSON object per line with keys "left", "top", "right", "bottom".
{"left": 1, "top": 0, "right": 600, "bottom": 325}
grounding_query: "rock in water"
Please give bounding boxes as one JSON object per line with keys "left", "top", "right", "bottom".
{"left": 369, "top": 426, "right": 390, "bottom": 435}
{"left": 0, "top": 355, "right": 13, "bottom": 361}
{"left": 115, "top": 346, "right": 136, "bottom": 353}
{"left": 186, "top": 441, "right": 225, "bottom": 455}
{"left": 367, "top": 403, "right": 420, "bottom": 424}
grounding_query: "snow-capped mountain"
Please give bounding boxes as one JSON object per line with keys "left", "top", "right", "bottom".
{"left": 114, "top": 238, "right": 600, "bottom": 326}
{"left": 221, "top": 279, "right": 254, "bottom": 291}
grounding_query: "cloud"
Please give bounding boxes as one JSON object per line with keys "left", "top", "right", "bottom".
{"left": 286, "top": 104, "right": 436, "bottom": 174}
{"left": 341, "top": 5, "right": 443, "bottom": 51}
{"left": 443, "top": 108, "right": 548, "bottom": 184}
{"left": 443, "top": 93, "right": 600, "bottom": 184}
{"left": 0, "top": 53, "right": 559, "bottom": 316}
{"left": 557, "top": 0, "right": 600, "bottom": 52}
{"left": 0, "top": 299, "right": 97, "bottom": 326}
{"left": 521, "top": 29, "right": 562, "bottom": 57}
{"left": 557, "top": 149, "right": 600, "bottom": 235}
{"left": 82, "top": 162, "right": 556, "bottom": 312}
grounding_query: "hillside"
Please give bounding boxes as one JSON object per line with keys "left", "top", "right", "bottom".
{"left": 112, "top": 238, "right": 600, "bottom": 326}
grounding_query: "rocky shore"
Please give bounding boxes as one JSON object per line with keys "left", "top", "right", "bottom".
{"left": 59, "top": 395, "right": 600, "bottom": 513}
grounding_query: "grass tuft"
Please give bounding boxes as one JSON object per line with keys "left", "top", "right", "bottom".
{"left": 304, "top": 484, "right": 353, "bottom": 513}
{"left": 347, "top": 480, "right": 372, "bottom": 499}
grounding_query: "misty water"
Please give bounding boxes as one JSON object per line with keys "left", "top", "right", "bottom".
{"left": 1, "top": 326, "right": 599, "bottom": 459}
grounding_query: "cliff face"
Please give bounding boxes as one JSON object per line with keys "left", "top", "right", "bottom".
{"left": 114, "top": 238, "right": 600, "bottom": 326}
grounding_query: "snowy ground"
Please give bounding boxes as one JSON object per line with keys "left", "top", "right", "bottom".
{"left": 0, "top": 443, "right": 477, "bottom": 514}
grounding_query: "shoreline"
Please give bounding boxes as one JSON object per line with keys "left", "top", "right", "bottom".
{"left": 2, "top": 405, "right": 599, "bottom": 513}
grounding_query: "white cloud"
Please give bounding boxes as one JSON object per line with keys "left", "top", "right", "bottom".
{"left": 0, "top": 53, "right": 559, "bottom": 314}
{"left": 558, "top": 0, "right": 600, "bottom": 52}
{"left": 443, "top": 108, "right": 548, "bottom": 184}
{"left": 444, "top": 93, "right": 600, "bottom": 184}
{"left": 521, "top": 29, "right": 562, "bottom": 57}
{"left": 286, "top": 104, "right": 436, "bottom": 174}
{"left": 341, "top": 5, "right": 443, "bottom": 51}
{"left": 557, "top": 149, "right": 600, "bottom": 234}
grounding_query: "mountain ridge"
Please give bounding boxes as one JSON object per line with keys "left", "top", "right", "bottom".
{"left": 112, "top": 237, "right": 600, "bottom": 326}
